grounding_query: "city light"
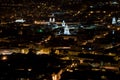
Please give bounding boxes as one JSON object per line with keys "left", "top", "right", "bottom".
{"left": 15, "top": 19, "right": 26, "bottom": 23}
{"left": 0, "top": 0, "right": 120, "bottom": 80}
{"left": 1, "top": 56, "right": 8, "bottom": 61}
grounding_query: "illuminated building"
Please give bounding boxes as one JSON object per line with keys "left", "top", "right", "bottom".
{"left": 15, "top": 19, "right": 26, "bottom": 23}
{"left": 64, "top": 24, "right": 71, "bottom": 35}
{"left": 49, "top": 17, "right": 55, "bottom": 23}
{"left": 48, "top": 14, "right": 56, "bottom": 25}
{"left": 62, "top": 20, "right": 66, "bottom": 27}
{"left": 112, "top": 17, "right": 120, "bottom": 25}
{"left": 112, "top": 17, "right": 116, "bottom": 24}
{"left": 62, "top": 20, "right": 71, "bottom": 35}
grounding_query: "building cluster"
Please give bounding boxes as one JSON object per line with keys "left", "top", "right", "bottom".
{"left": 0, "top": 0, "right": 120, "bottom": 80}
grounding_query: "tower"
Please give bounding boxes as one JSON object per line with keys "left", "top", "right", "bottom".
{"left": 52, "top": 18, "right": 55, "bottom": 23}
{"left": 49, "top": 18, "right": 52, "bottom": 22}
{"left": 62, "top": 20, "right": 66, "bottom": 27}
{"left": 49, "top": 13, "right": 55, "bottom": 23}
{"left": 64, "top": 24, "right": 70, "bottom": 35}
{"left": 112, "top": 17, "right": 116, "bottom": 24}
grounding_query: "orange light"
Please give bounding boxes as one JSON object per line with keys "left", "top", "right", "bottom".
{"left": 1, "top": 56, "right": 8, "bottom": 61}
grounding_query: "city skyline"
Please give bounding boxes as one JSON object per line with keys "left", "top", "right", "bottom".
{"left": 0, "top": 0, "right": 120, "bottom": 80}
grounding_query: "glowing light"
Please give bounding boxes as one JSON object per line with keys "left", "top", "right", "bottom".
{"left": 101, "top": 75, "right": 107, "bottom": 79}
{"left": 112, "top": 30, "right": 115, "bottom": 34}
{"left": 117, "top": 28, "right": 120, "bottom": 30}
{"left": 90, "top": 6, "right": 93, "bottom": 8}
{"left": 111, "top": 1, "right": 119, "bottom": 5}
{"left": 37, "top": 29, "right": 43, "bottom": 33}
{"left": 103, "top": 11, "right": 106, "bottom": 13}
{"left": 21, "top": 49, "right": 29, "bottom": 54}
{"left": 108, "top": 14, "right": 111, "bottom": 17}
{"left": 67, "top": 69, "right": 73, "bottom": 72}
{"left": 117, "top": 18, "right": 120, "bottom": 23}
{"left": 107, "top": 25, "right": 111, "bottom": 28}
{"left": 112, "top": 17, "right": 116, "bottom": 24}
{"left": 52, "top": 73, "right": 57, "bottom": 80}
{"left": 28, "top": 68, "right": 32, "bottom": 71}
{"left": 80, "top": 59, "right": 83, "bottom": 64}
{"left": 15, "top": 19, "right": 26, "bottom": 23}
{"left": 90, "top": 11, "right": 93, "bottom": 13}
{"left": 0, "top": 50, "right": 12, "bottom": 55}
{"left": 62, "top": 20, "right": 66, "bottom": 27}
{"left": 1, "top": 56, "right": 8, "bottom": 61}
{"left": 64, "top": 25, "right": 71, "bottom": 35}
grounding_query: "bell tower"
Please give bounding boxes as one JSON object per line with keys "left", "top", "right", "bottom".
{"left": 64, "top": 24, "right": 71, "bottom": 35}
{"left": 49, "top": 14, "right": 55, "bottom": 23}
{"left": 112, "top": 17, "right": 116, "bottom": 25}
